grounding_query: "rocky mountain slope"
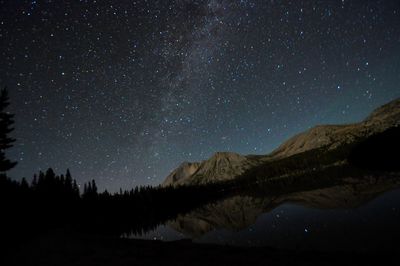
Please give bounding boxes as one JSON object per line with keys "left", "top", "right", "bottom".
{"left": 163, "top": 98, "right": 400, "bottom": 186}
{"left": 270, "top": 98, "right": 400, "bottom": 158}
{"left": 163, "top": 162, "right": 201, "bottom": 186}
{"left": 163, "top": 152, "right": 264, "bottom": 186}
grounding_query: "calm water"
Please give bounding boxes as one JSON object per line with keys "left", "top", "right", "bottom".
{"left": 128, "top": 175, "right": 400, "bottom": 251}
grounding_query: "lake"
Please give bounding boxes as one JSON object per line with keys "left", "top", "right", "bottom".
{"left": 127, "top": 174, "right": 400, "bottom": 252}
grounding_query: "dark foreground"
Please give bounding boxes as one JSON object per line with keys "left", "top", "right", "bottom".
{"left": 3, "top": 229, "right": 398, "bottom": 266}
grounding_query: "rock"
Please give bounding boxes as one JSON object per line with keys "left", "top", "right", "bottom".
{"left": 163, "top": 162, "right": 201, "bottom": 186}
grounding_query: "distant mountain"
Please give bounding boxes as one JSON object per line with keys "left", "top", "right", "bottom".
{"left": 163, "top": 98, "right": 400, "bottom": 186}
{"left": 163, "top": 152, "right": 264, "bottom": 186}
{"left": 270, "top": 98, "right": 400, "bottom": 158}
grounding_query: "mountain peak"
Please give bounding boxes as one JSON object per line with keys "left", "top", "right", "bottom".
{"left": 270, "top": 97, "right": 400, "bottom": 159}
{"left": 210, "top": 152, "right": 245, "bottom": 161}
{"left": 162, "top": 161, "right": 201, "bottom": 186}
{"left": 162, "top": 151, "right": 260, "bottom": 186}
{"left": 162, "top": 97, "right": 400, "bottom": 186}
{"left": 364, "top": 98, "right": 400, "bottom": 124}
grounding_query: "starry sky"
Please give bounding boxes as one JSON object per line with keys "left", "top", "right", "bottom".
{"left": 0, "top": 0, "right": 399, "bottom": 191}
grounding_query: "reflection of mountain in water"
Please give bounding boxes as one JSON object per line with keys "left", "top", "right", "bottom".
{"left": 169, "top": 174, "right": 400, "bottom": 238}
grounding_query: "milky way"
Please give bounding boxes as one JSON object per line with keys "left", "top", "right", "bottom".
{"left": 0, "top": 0, "right": 399, "bottom": 191}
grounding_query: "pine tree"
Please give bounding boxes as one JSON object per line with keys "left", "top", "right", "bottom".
{"left": 0, "top": 87, "right": 17, "bottom": 172}
{"left": 37, "top": 171, "right": 45, "bottom": 186}
{"left": 72, "top": 179, "right": 80, "bottom": 198}
{"left": 91, "top": 179, "right": 97, "bottom": 195}
{"left": 87, "top": 181, "right": 92, "bottom": 194}
{"left": 65, "top": 169, "right": 73, "bottom": 191}
{"left": 31, "top": 174, "right": 38, "bottom": 189}
{"left": 45, "top": 168, "right": 56, "bottom": 180}
{"left": 83, "top": 183, "right": 88, "bottom": 195}
{"left": 20, "top": 177, "right": 29, "bottom": 190}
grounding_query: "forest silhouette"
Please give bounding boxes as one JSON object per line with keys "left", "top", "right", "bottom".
{"left": 0, "top": 87, "right": 234, "bottom": 244}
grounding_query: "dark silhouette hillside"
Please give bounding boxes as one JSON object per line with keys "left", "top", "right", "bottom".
{"left": 349, "top": 126, "right": 400, "bottom": 171}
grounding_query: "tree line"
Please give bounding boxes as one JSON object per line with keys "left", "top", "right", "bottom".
{"left": 1, "top": 166, "right": 230, "bottom": 241}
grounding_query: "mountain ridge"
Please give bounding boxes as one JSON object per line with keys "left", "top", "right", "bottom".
{"left": 162, "top": 98, "right": 400, "bottom": 186}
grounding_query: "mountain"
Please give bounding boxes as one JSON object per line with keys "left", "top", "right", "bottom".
{"left": 270, "top": 98, "right": 400, "bottom": 158}
{"left": 163, "top": 152, "right": 264, "bottom": 186}
{"left": 163, "top": 98, "right": 400, "bottom": 186}
{"left": 163, "top": 162, "right": 201, "bottom": 186}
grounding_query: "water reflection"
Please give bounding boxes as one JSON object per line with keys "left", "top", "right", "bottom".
{"left": 169, "top": 175, "right": 400, "bottom": 237}
{"left": 131, "top": 173, "right": 400, "bottom": 251}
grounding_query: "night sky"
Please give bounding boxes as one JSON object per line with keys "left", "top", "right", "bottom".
{"left": 0, "top": 0, "right": 399, "bottom": 191}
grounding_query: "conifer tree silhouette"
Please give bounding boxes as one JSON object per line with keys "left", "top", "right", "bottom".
{"left": 72, "top": 179, "right": 80, "bottom": 198}
{"left": 65, "top": 169, "right": 73, "bottom": 191}
{"left": 91, "top": 179, "right": 97, "bottom": 195}
{"left": 0, "top": 87, "right": 17, "bottom": 173}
